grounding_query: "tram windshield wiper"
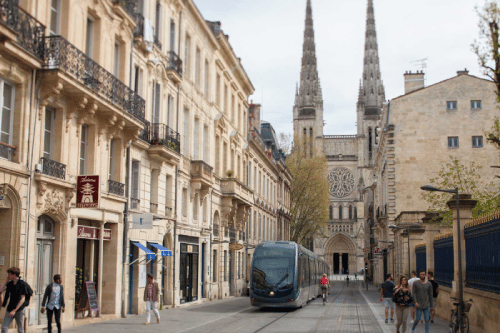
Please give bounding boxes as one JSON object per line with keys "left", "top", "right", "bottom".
{"left": 272, "top": 273, "right": 289, "bottom": 289}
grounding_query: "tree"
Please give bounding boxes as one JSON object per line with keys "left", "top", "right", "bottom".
{"left": 277, "top": 132, "right": 293, "bottom": 155}
{"left": 421, "top": 156, "right": 500, "bottom": 225}
{"left": 287, "top": 135, "right": 329, "bottom": 246}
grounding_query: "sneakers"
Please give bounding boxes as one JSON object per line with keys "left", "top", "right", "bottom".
{"left": 385, "top": 319, "right": 388, "bottom": 323}
{"left": 145, "top": 322, "right": 150, "bottom": 325}
{"left": 157, "top": 318, "right": 161, "bottom": 324}
{"left": 410, "top": 320, "right": 414, "bottom": 324}
{"left": 390, "top": 318, "right": 394, "bottom": 323}
{"left": 431, "top": 319, "right": 434, "bottom": 323}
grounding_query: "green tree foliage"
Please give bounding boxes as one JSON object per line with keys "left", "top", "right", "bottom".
{"left": 288, "top": 136, "right": 329, "bottom": 246}
{"left": 421, "top": 156, "right": 500, "bottom": 224}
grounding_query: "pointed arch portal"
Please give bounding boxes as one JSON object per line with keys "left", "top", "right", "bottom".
{"left": 324, "top": 233, "right": 356, "bottom": 275}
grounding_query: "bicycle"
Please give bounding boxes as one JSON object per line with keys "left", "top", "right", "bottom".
{"left": 321, "top": 287, "right": 328, "bottom": 305}
{"left": 449, "top": 297, "right": 473, "bottom": 333}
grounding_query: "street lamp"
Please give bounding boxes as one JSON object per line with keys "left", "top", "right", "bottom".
{"left": 420, "top": 185, "right": 463, "bottom": 329}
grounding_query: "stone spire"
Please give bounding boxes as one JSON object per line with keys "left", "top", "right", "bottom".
{"left": 362, "top": 0, "right": 385, "bottom": 110}
{"left": 296, "top": 0, "right": 322, "bottom": 110}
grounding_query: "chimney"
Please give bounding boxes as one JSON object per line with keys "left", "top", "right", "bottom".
{"left": 457, "top": 68, "right": 469, "bottom": 76}
{"left": 404, "top": 70, "right": 425, "bottom": 94}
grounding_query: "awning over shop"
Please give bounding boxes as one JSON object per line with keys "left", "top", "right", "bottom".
{"left": 132, "top": 242, "right": 155, "bottom": 260}
{"left": 150, "top": 243, "right": 172, "bottom": 257}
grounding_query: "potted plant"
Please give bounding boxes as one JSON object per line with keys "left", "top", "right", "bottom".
{"left": 226, "top": 170, "right": 234, "bottom": 178}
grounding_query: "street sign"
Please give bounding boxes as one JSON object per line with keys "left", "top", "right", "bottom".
{"left": 131, "top": 213, "right": 153, "bottom": 229}
{"left": 76, "top": 176, "right": 100, "bottom": 208}
{"left": 229, "top": 243, "right": 244, "bottom": 251}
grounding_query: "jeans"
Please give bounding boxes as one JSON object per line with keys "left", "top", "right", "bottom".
{"left": 412, "top": 306, "right": 430, "bottom": 333}
{"left": 47, "top": 307, "right": 62, "bottom": 333}
{"left": 395, "top": 304, "right": 409, "bottom": 332}
{"left": 145, "top": 301, "right": 160, "bottom": 323}
{"left": 1, "top": 308, "right": 25, "bottom": 333}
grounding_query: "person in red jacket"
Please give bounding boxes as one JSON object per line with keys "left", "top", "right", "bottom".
{"left": 320, "top": 273, "right": 330, "bottom": 303}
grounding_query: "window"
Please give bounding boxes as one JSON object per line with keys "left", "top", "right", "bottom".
{"left": 204, "top": 60, "right": 210, "bottom": 97}
{"left": 169, "top": 20, "right": 175, "bottom": 51}
{"left": 167, "top": 95, "right": 174, "bottom": 127}
{"left": 329, "top": 205, "right": 333, "bottom": 220}
{"left": 184, "top": 35, "right": 190, "bottom": 77}
{"left": 446, "top": 101, "right": 457, "bottom": 110}
{"left": 249, "top": 209, "right": 252, "bottom": 239}
{"left": 113, "top": 42, "right": 120, "bottom": 77}
{"left": 79, "top": 125, "right": 89, "bottom": 174}
{"left": 471, "top": 100, "right": 482, "bottom": 109}
{"left": 43, "top": 107, "right": 55, "bottom": 160}
{"left": 133, "top": 66, "right": 142, "bottom": 95}
{"left": 183, "top": 109, "right": 189, "bottom": 155}
{"left": 349, "top": 205, "right": 353, "bottom": 220}
{"left": 195, "top": 48, "right": 201, "bottom": 86}
{"left": 193, "top": 193, "right": 198, "bottom": 220}
{"left": 224, "top": 85, "right": 228, "bottom": 114}
{"left": 0, "top": 80, "right": 14, "bottom": 158}
{"left": 154, "top": 1, "right": 161, "bottom": 49}
{"left": 253, "top": 211, "right": 257, "bottom": 240}
{"left": 109, "top": 139, "right": 115, "bottom": 180}
{"left": 203, "top": 125, "right": 208, "bottom": 162}
{"left": 50, "top": 0, "right": 61, "bottom": 36}
{"left": 224, "top": 250, "right": 227, "bottom": 281}
{"left": 339, "top": 205, "right": 343, "bottom": 220}
{"left": 472, "top": 136, "right": 483, "bottom": 148}
{"left": 213, "top": 250, "right": 217, "bottom": 282}
{"left": 131, "top": 160, "right": 140, "bottom": 209}
{"left": 216, "top": 74, "right": 221, "bottom": 107}
{"left": 231, "top": 94, "right": 235, "bottom": 122}
{"left": 86, "top": 18, "right": 94, "bottom": 58}
{"left": 152, "top": 81, "right": 161, "bottom": 123}
{"left": 193, "top": 118, "right": 199, "bottom": 160}
{"left": 448, "top": 136, "right": 459, "bottom": 148}
{"left": 182, "top": 188, "right": 188, "bottom": 217}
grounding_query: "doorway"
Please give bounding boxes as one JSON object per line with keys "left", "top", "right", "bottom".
{"left": 342, "top": 253, "right": 348, "bottom": 274}
{"left": 35, "top": 216, "right": 55, "bottom": 325}
{"left": 179, "top": 243, "right": 198, "bottom": 303}
{"left": 333, "top": 253, "right": 340, "bottom": 274}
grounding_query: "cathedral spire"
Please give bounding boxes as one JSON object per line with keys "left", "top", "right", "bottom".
{"left": 296, "top": 0, "right": 322, "bottom": 109}
{"left": 362, "top": 0, "right": 385, "bottom": 109}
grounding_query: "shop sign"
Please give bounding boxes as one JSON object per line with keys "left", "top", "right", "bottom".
{"left": 229, "top": 243, "right": 244, "bottom": 251}
{"left": 77, "top": 226, "right": 111, "bottom": 241}
{"left": 76, "top": 176, "right": 100, "bottom": 208}
{"left": 131, "top": 213, "right": 153, "bottom": 229}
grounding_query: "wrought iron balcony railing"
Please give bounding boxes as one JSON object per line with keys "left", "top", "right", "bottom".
{"left": 113, "top": 0, "right": 137, "bottom": 18}
{"left": 44, "top": 36, "right": 145, "bottom": 121}
{"left": 138, "top": 121, "right": 150, "bottom": 142}
{"left": 213, "top": 224, "right": 219, "bottom": 237}
{"left": 40, "top": 157, "right": 66, "bottom": 180}
{"left": 0, "top": 142, "right": 16, "bottom": 160}
{"left": 108, "top": 179, "right": 124, "bottom": 196}
{"left": 133, "top": 13, "right": 144, "bottom": 38}
{"left": 0, "top": 0, "right": 45, "bottom": 59}
{"left": 150, "top": 123, "right": 180, "bottom": 154}
{"left": 167, "top": 51, "right": 182, "bottom": 77}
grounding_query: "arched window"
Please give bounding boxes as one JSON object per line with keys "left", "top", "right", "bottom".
{"left": 368, "top": 127, "right": 373, "bottom": 157}
{"left": 339, "top": 205, "right": 343, "bottom": 220}
{"left": 349, "top": 205, "right": 353, "bottom": 220}
{"left": 354, "top": 207, "right": 357, "bottom": 219}
{"left": 329, "top": 205, "right": 333, "bottom": 220}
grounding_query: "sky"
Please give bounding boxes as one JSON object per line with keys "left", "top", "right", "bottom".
{"left": 195, "top": 0, "right": 485, "bottom": 136}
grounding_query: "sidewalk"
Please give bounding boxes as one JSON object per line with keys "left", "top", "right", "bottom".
{"left": 359, "top": 282, "right": 451, "bottom": 333}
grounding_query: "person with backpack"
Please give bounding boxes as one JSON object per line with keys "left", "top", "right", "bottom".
{"left": 393, "top": 275, "right": 413, "bottom": 333}
{"left": 0, "top": 267, "right": 33, "bottom": 333}
{"left": 41, "top": 274, "right": 65, "bottom": 333}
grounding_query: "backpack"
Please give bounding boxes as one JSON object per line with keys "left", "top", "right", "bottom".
{"left": 20, "top": 280, "right": 33, "bottom": 306}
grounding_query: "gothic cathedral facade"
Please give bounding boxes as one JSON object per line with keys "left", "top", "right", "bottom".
{"left": 293, "top": 0, "right": 384, "bottom": 275}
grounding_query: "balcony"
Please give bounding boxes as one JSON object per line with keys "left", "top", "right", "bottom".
{"left": 147, "top": 123, "right": 181, "bottom": 163}
{"left": 0, "top": 142, "right": 16, "bottom": 161}
{"left": 167, "top": 51, "right": 182, "bottom": 84}
{"left": 44, "top": 36, "right": 146, "bottom": 122}
{"left": 108, "top": 179, "right": 124, "bottom": 196}
{"left": 40, "top": 158, "right": 66, "bottom": 180}
{"left": 0, "top": 0, "right": 45, "bottom": 64}
{"left": 220, "top": 178, "right": 253, "bottom": 206}
{"left": 191, "top": 160, "right": 213, "bottom": 192}
{"left": 113, "top": 0, "right": 136, "bottom": 18}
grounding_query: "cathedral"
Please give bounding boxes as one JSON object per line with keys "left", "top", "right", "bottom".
{"left": 293, "top": 0, "right": 384, "bottom": 275}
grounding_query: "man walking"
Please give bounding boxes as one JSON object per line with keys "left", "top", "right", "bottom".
{"left": 380, "top": 273, "right": 395, "bottom": 323}
{"left": 408, "top": 271, "right": 419, "bottom": 323}
{"left": 0, "top": 267, "right": 30, "bottom": 333}
{"left": 41, "top": 274, "right": 65, "bottom": 333}
{"left": 427, "top": 271, "right": 439, "bottom": 323}
{"left": 144, "top": 274, "right": 160, "bottom": 325}
{"left": 411, "top": 270, "right": 433, "bottom": 333}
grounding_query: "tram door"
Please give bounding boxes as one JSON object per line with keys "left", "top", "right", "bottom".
{"left": 35, "top": 216, "right": 55, "bottom": 326}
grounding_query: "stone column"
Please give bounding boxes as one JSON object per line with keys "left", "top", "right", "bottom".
{"left": 446, "top": 194, "right": 476, "bottom": 297}
{"left": 422, "top": 212, "right": 446, "bottom": 273}
{"left": 339, "top": 253, "right": 342, "bottom": 274}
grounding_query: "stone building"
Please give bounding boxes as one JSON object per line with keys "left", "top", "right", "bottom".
{"left": 370, "top": 69, "right": 500, "bottom": 284}
{"left": 293, "top": 0, "right": 385, "bottom": 275}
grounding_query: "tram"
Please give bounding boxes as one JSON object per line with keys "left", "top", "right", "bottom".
{"left": 250, "top": 241, "right": 330, "bottom": 308}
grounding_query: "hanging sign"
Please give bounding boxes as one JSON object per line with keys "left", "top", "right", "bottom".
{"left": 77, "top": 226, "right": 111, "bottom": 241}
{"left": 131, "top": 213, "right": 153, "bottom": 229}
{"left": 76, "top": 176, "right": 100, "bottom": 208}
{"left": 229, "top": 243, "right": 244, "bottom": 251}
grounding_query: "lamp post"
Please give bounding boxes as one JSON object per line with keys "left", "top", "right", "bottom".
{"left": 420, "top": 185, "right": 462, "bottom": 329}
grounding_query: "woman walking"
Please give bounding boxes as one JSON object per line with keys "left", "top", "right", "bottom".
{"left": 393, "top": 276, "right": 413, "bottom": 333}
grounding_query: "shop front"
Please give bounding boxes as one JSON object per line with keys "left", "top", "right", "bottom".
{"left": 178, "top": 235, "right": 199, "bottom": 303}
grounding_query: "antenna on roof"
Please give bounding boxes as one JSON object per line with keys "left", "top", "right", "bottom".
{"left": 410, "top": 58, "right": 428, "bottom": 83}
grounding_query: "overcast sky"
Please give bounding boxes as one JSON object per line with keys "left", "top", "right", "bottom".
{"left": 195, "top": 0, "right": 485, "bottom": 136}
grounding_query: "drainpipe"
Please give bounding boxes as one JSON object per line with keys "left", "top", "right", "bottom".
{"left": 173, "top": 165, "right": 178, "bottom": 307}
{"left": 209, "top": 189, "right": 213, "bottom": 300}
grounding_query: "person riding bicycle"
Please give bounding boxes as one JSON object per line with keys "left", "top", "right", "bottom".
{"left": 320, "top": 273, "right": 330, "bottom": 299}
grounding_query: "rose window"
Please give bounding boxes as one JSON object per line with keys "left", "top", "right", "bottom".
{"left": 327, "top": 167, "right": 355, "bottom": 198}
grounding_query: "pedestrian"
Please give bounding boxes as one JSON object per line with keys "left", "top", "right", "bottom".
{"left": 355, "top": 273, "right": 358, "bottom": 280}
{"left": 0, "top": 267, "right": 30, "bottom": 333}
{"left": 427, "top": 271, "right": 439, "bottom": 323}
{"left": 143, "top": 274, "right": 160, "bottom": 325}
{"left": 379, "top": 273, "right": 395, "bottom": 323}
{"left": 407, "top": 271, "right": 419, "bottom": 323}
{"left": 320, "top": 273, "right": 330, "bottom": 303}
{"left": 41, "top": 274, "right": 65, "bottom": 333}
{"left": 393, "top": 276, "right": 413, "bottom": 333}
{"left": 411, "top": 270, "right": 433, "bottom": 333}
{"left": 346, "top": 275, "right": 350, "bottom": 286}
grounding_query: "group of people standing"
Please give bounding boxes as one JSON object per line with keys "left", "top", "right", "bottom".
{"left": 380, "top": 270, "right": 439, "bottom": 333}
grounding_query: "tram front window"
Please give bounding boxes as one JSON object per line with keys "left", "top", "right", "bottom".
{"left": 252, "top": 248, "right": 294, "bottom": 290}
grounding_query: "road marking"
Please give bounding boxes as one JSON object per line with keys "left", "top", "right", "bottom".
{"left": 359, "top": 285, "right": 393, "bottom": 333}
{"left": 177, "top": 306, "right": 254, "bottom": 333}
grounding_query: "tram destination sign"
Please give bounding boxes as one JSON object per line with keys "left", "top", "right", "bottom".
{"left": 76, "top": 175, "right": 100, "bottom": 208}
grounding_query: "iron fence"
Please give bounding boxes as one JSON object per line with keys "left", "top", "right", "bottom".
{"left": 434, "top": 236, "right": 454, "bottom": 288}
{"left": 465, "top": 217, "right": 500, "bottom": 293}
{"left": 150, "top": 123, "right": 180, "bottom": 153}
{"left": 40, "top": 157, "right": 66, "bottom": 180}
{"left": 44, "top": 36, "right": 145, "bottom": 121}
{"left": 113, "top": 0, "right": 136, "bottom": 18}
{"left": 0, "top": 142, "right": 15, "bottom": 160}
{"left": 415, "top": 246, "right": 427, "bottom": 275}
{"left": 108, "top": 179, "right": 124, "bottom": 196}
{"left": 0, "top": 0, "right": 45, "bottom": 59}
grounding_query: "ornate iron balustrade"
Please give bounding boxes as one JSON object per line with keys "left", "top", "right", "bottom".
{"left": 40, "top": 157, "right": 66, "bottom": 179}
{"left": 0, "top": 0, "right": 45, "bottom": 59}
{"left": 167, "top": 51, "right": 182, "bottom": 77}
{"left": 213, "top": 224, "right": 219, "bottom": 237}
{"left": 139, "top": 121, "right": 150, "bottom": 142}
{"left": 113, "top": 0, "right": 137, "bottom": 18}
{"left": 150, "top": 123, "right": 180, "bottom": 153}
{"left": 133, "top": 13, "right": 144, "bottom": 38}
{"left": 44, "top": 36, "right": 145, "bottom": 121}
{"left": 0, "top": 142, "right": 16, "bottom": 160}
{"left": 108, "top": 179, "right": 124, "bottom": 196}
{"left": 434, "top": 236, "right": 454, "bottom": 288}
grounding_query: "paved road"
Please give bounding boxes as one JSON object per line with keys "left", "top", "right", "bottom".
{"left": 66, "top": 281, "right": 451, "bottom": 332}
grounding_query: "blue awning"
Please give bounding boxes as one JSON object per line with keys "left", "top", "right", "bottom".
{"left": 150, "top": 243, "right": 172, "bottom": 257}
{"left": 132, "top": 242, "right": 155, "bottom": 260}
